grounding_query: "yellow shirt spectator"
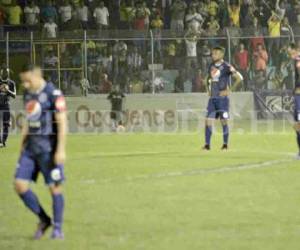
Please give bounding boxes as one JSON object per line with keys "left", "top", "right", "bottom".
{"left": 268, "top": 17, "right": 281, "bottom": 37}
{"left": 207, "top": 1, "right": 218, "bottom": 16}
{"left": 228, "top": 5, "right": 240, "bottom": 27}
{"left": 8, "top": 5, "right": 22, "bottom": 25}
{"left": 151, "top": 18, "right": 163, "bottom": 29}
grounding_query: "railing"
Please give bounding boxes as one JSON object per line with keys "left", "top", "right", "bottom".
{"left": 0, "top": 28, "right": 297, "bottom": 96}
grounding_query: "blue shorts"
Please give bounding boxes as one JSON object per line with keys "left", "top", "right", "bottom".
{"left": 15, "top": 150, "right": 65, "bottom": 185}
{"left": 206, "top": 96, "right": 230, "bottom": 120}
{"left": 295, "top": 95, "right": 300, "bottom": 122}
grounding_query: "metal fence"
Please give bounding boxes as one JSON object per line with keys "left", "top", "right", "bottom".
{"left": 0, "top": 28, "right": 297, "bottom": 96}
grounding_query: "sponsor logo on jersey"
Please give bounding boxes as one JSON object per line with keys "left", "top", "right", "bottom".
{"left": 26, "top": 100, "right": 42, "bottom": 121}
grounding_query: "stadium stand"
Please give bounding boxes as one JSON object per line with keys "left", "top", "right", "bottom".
{"left": 0, "top": 0, "right": 298, "bottom": 95}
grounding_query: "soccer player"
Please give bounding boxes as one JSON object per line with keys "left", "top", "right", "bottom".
{"left": 14, "top": 65, "right": 67, "bottom": 239}
{"left": 203, "top": 46, "right": 243, "bottom": 150}
{"left": 287, "top": 43, "right": 300, "bottom": 158}
{"left": 0, "top": 68, "right": 16, "bottom": 147}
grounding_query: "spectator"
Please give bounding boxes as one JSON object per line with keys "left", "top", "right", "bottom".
{"left": 43, "top": 17, "right": 57, "bottom": 38}
{"left": 280, "top": 16, "right": 293, "bottom": 46}
{"left": 76, "top": 0, "right": 89, "bottom": 30}
{"left": 132, "top": 1, "right": 147, "bottom": 30}
{"left": 253, "top": 43, "right": 268, "bottom": 74}
{"left": 275, "top": 0, "right": 286, "bottom": 20}
{"left": 170, "top": 0, "right": 187, "bottom": 34}
{"left": 93, "top": 1, "right": 109, "bottom": 30}
{"left": 165, "top": 41, "right": 177, "bottom": 69}
{"left": 199, "top": 40, "right": 212, "bottom": 77}
{"left": 174, "top": 71, "right": 184, "bottom": 93}
{"left": 206, "top": 0, "right": 219, "bottom": 17}
{"left": 99, "top": 73, "right": 112, "bottom": 94}
{"left": 227, "top": 0, "right": 241, "bottom": 27}
{"left": 59, "top": 0, "right": 73, "bottom": 30}
{"left": 7, "top": 0, "right": 22, "bottom": 25}
{"left": 24, "top": 0, "right": 40, "bottom": 27}
{"left": 184, "top": 34, "right": 198, "bottom": 79}
{"left": 43, "top": 50, "right": 58, "bottom": 68}
{"left": 80, "top": 77, "right": 90, "bottom": 96}
{"left": 185, "top": 7, "right": 203, "bottom": 31}
{"left": 234, "top": 42, "right": 249, "bottom": 90}
{"left": 41, "top": 0, "right": 57, "bottom": 23}
{"left": 119, "top": 0, "right": 129, "bottom": 29}
{"left": 127, "top": 46, "right": 142, "bottom": 77}
{"left": 142, "top": 1, "right": 151, "bottom": 30}
{"left": 151, "top": 13, "right": 164, "bottom": 62}
{"left": 268, "top": 12, "right": 281, "bottom": 65}
{"left": 206, "top": 15, "right": 220, "bottom": 37}
{"left": 192, "top": 69, "right": 205, "bottom": 92}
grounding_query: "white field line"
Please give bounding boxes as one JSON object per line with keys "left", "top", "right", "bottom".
{"left": 80, "top": 155, "right": 297, "bottom": 185}
{"left": 75, "top": 149, "right": 295, "bottom": 160}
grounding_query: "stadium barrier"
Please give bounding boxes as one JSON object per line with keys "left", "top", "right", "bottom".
{"left": 10, "top": 92, "right": 254, "bottom": 133}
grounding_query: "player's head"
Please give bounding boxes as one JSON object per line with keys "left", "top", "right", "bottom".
{"left": 211, "top": 46, "right": 225, "bottom": 62}
{"left": 287, "top": 43, "right": 299, "bottom": 59}
{"left": 20, "top": 64, "right": 44, "bottom": 90}
{"left": 0, "top": 68, "right": 9, "bottom": 82}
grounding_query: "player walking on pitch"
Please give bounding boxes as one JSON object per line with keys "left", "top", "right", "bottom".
{"left": 287, "top": 43, "right": 300, "bottom": 159}
{"left": 203, "top": 46, "right": 243, "bottom": 150}
{"left": 14, "top": 65, "right": 67, "bottom": 239}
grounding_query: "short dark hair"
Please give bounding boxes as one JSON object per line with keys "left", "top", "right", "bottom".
{"left": 212, "top": 46, "right": 225, "bottom": 53}
{"left": 20, "top": 64, "right": 40, "bottom": 73}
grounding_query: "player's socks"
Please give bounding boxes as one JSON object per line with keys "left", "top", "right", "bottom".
{"left": 2, "top": 126, "right": 8, "bottom": 145}
{"left": 19, "top": 190, "right": 50, "bottom": 222}
{"left": 52, "top": 194, "right": 64, "bottom": 231}
{"left": 297, "top": 131, "right": 300, "bottom": 150}
{"left": 222, "top": 124, "right": 229, "bottom": 145}
{"left": 205, "top": 125, "right": 212, "bottom": 147}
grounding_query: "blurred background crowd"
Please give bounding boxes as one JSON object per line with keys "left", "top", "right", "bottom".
{"left": 0, "top": 0, "right": 299, "bottom": 94}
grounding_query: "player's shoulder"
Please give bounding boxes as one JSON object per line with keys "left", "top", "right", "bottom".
{"left": 45, "top": 82, "right": 64, "bottom": 97}
{"left": 223, "top": 61, "right": 232, "bottom": 68}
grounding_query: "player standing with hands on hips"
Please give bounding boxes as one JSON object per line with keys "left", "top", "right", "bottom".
{"left": 14, "top": 65, "right": 67, "bottom": 239}
{"left": 0, "top": 68, "right": 16, "bottom": 147}
{"left": 203, "top": 46, "right": 243, "bottom": 150}
{"left": 287, "top": 43, "right": 300, "bottom": 159}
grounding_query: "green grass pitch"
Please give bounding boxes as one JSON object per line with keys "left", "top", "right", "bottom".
{"left": 1, "top": 123, "right": 300, "bottom": 250}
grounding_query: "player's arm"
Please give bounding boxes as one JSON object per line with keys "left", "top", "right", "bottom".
{"left": 7, "top": 81, "right": 16, "bottom": 98}
{"left": 230, "top": 66, "right": 244, "bottom": 91}
{"left": 54, "top": 95, "right": 67, "bottom": 165}
{"left": 19, "top": 120, "right": 28, "bottom": 155}
{"left": 54, "top": 111, "right": 67, "bottom": 165}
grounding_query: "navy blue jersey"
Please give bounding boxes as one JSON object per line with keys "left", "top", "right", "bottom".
{"left": 294, "top": 55, "right": 300, "bottom": 89}
{"left": 23, "top": 82, "right": 66, "bottom": 155}
{"left": 0, "top": 79, "right": 16, "bottom": 106}
{"left": 208, "top": 61, "right": 235, "bottom": 97}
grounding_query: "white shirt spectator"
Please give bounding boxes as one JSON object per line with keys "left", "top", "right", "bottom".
{"left": 185, "top": 12, "right": 203, "bottom": 30}
{"left": 185, "top": 40, "right": 197, "bottom": 57}
{"left": 93, "top": 7, "right": 109, "bottom": 25}
{"left": 76, "top": 5, "right": 89, "bottom": 22}
{"left": 43, "top": 21, "right": 57, "bottom": 38}
{"left": 59, "top": 5, "right": 72, "bottom": 23}
{"left": 24, "top": 5, "right": 40, "bottom": 25}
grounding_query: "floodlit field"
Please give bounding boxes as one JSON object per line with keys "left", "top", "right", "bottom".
{"left": 1, "top": 122, "right": 300, "bottom": 250}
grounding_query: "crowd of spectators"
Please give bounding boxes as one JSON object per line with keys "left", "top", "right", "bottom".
{"left": 0, "top": 0, "right": 299, "bottom": 94}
